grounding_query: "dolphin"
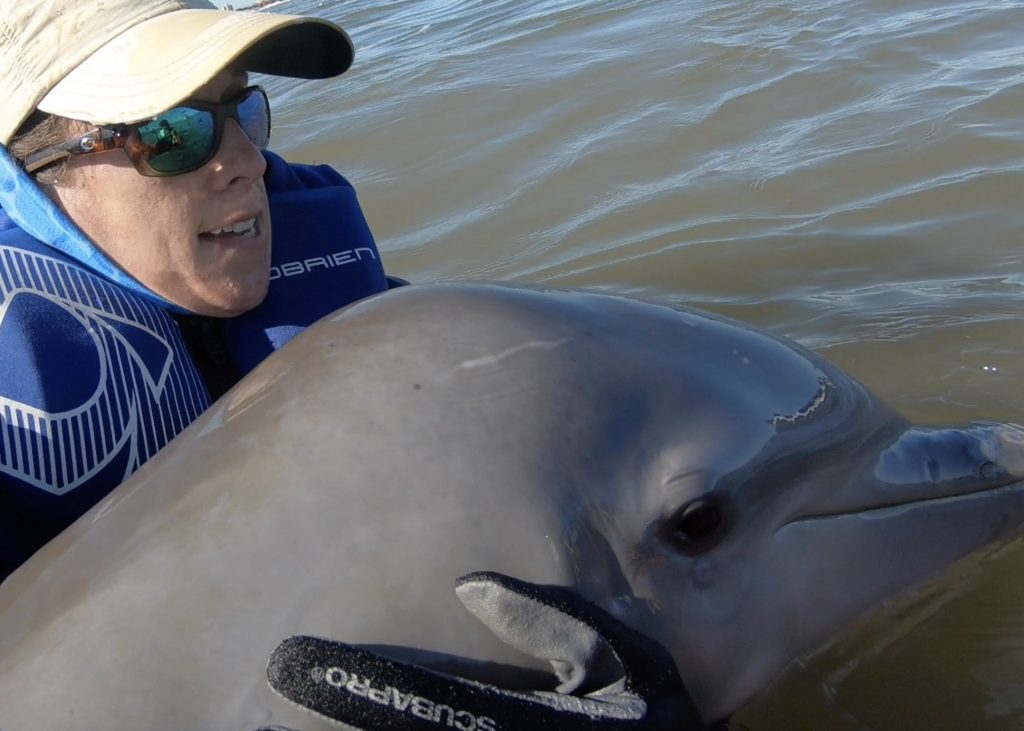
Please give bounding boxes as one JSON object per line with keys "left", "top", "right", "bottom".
{"left": 1, "top": 282, "right": 1023, "bottom": 730}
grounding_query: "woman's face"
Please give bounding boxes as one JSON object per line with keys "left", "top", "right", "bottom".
{"left": 51, "top": 69, "right": 272, "bottom": 317}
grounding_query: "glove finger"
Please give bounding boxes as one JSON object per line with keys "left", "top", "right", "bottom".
{"left": 455, "top": 572, "right": 693, "bottom": 705}
{"left": 454, "top": 572, "right": 620, "bottom": 694}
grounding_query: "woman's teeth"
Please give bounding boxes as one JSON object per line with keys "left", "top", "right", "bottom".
{"left": 205, "top": 218, "right": 257, "bottom": 237}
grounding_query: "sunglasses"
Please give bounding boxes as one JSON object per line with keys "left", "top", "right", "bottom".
{"left": 23, "top": 85, "right": 271, "bottom": 178}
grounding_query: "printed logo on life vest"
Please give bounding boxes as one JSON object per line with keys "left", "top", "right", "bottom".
{"left": 312, "top": 664, "right": 497, "bottom": 730}
{"left": 269, "top": 248, "right": 377, "bottom": 280}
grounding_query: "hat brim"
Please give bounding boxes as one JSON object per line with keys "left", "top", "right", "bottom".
{"left": 37, "top": 9, "right": 353, "bottom": 125}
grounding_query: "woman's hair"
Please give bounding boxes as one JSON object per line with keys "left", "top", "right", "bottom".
{"left": 7, "top": 111, "right": 73, "bottom": 187}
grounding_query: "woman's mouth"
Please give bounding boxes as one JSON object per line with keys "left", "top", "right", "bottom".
{"left": 201, "top": 217, "right": 259, "bottom": 241}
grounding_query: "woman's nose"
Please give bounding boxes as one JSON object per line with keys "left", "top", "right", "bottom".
{"left": 208, "top": 117, "right": 267, "bottom": 186}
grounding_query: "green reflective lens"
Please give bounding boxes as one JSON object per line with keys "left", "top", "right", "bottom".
{"left": 136, "top": 108, "right": 215, "bottom": 174}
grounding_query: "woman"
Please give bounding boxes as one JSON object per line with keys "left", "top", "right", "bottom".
{"left": 0, "top": 4, "right": 705, "bottom": 727}
{"left": 0, "top": 0, "right": 389, "bottom": 578}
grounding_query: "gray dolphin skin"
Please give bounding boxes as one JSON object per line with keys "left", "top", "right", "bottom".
{"left": 2, "top": 283, "right": 1023, "bottom": 730}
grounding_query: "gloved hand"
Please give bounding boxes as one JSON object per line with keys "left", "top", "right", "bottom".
{"left": 260, "top": 571, "right": 706, "bottom": 730}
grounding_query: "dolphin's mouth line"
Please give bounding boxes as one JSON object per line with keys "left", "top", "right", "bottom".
{"left": 783, "top": 478, "right": 1024, "bottom": 528}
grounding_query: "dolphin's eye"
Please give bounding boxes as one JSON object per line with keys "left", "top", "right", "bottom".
{"left": 665, "top": 495, "right": 727, "bottom": 555}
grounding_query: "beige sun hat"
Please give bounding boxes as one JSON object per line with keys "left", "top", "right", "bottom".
{"left": 0, "top": 0, "right": 354, "bottom": 146}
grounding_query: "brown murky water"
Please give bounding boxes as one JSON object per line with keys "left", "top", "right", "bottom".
{"left": 262, "top": 0, "right": 1024, "bottom": 726}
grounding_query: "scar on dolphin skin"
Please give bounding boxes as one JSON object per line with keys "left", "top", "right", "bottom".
{"left": 772, "top": 375, "right": 835, "bottom": 429}
{"left": 458, "top": 337, "right": 572, "bottom": 370}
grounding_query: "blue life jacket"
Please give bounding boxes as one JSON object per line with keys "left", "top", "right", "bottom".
{"left": 225, "top": 151, "right": 387, "bottom": 372}
{"left": 0, "top": 148, "right": 388, "bottom": 579}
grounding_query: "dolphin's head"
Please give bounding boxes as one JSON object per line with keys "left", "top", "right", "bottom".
{"left": 544, "top": 297, "right": 1024, "bottom": 722}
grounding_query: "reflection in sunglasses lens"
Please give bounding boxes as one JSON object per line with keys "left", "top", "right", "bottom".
{"left": 138, "top": 109, "right": 215, "bottom": 173}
